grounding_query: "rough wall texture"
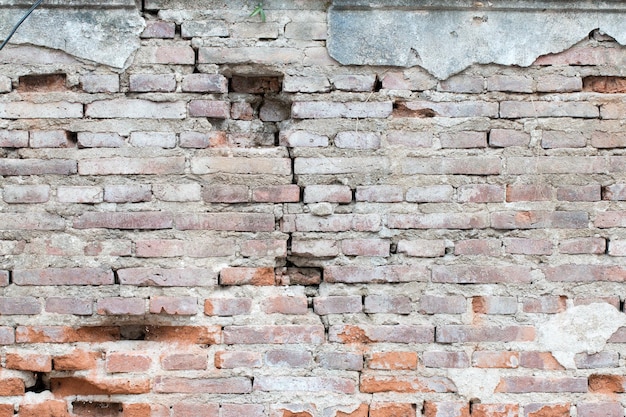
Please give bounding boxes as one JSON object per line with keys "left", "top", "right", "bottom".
{"left": 2, "top": 1, "right": 626, "bottom": 416}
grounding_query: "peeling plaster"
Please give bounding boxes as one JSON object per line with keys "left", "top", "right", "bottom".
{"left": 328, "top": 1, "right": 626, "bottom": 79}
{"left": 448, "top": 368, "right": 501, "bottom": 401}
{"left": 0, "top": 2, "right": 144, "bottom": 68}
{"left": 536, "top": 303, "right": 626, "bottom": 369}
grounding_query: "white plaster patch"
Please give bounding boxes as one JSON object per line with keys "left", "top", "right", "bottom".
{"left": 537, "top": 303, "right": 626, "bottom": 369}
{"left": 448, "top": 368, "right": 501, "bottom": 401}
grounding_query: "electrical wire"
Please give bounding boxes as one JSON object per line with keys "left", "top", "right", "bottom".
{"left": 0, "top": 0, "right": 43, "bottom": 51}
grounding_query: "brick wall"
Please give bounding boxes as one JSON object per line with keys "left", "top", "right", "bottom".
{"left": 1, "top": 1, "right": 626, "bottom": 416}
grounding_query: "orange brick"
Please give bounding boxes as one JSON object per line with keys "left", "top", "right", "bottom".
{"left": 50, "top": 377, "right": 151, "bottom": 396}
{"left": 471, "top": 404, "right": 519, "bottom": 417}
{"left": 5, "top": 352, "right": 51, "bottom": 372}
{"left": 106, "top": 352, "right": 152, "bottom": 373}
{"left": 18, "top": 400, "right": 69, "bottom": 417}
{"left": 0, "top": 378, "right": 24, "bottom": 396}
{"left": 424, "top": 401, "right": 470, "bottom": 417}
{"left": 336, "top": 404, "right": 368, "bottom": 417}
{"left": 367, "top": 351, "right": 418, "bottom": 370}
{"left": 53, "top": 350, "right": 100, "bottom": 370}
{"left": 0, "top": 404, "right": 13, "bottom": 417}
{"left": 472, "top": 351, "right": 519, "bottom": 368}
{"left": 369, "top": 403, "right": 415, "bottom": 417}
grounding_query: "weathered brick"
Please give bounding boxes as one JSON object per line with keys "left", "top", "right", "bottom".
{"left": 433, "top": 265, "right": 531, "bottom": 284}
{"left": 79, "top": 157, "right": 185, "bottom": 175}
{"left": 81, "top": 74, "right": 119, "bottom": 92}
{"left": 422, "top": 351, "right": 469, "bottom": 368}
{"left": 491, "top": 211, "right": 588, "bottom": 229}
{"left": 507, "top": 156, "right": 606, "bottom": 174}
{"left": 214, "top": 351, "right": 262, "bottom": 369}
{"left": 3, "top": 184, "right": 49, "bottom": 203}
{"left": 73, "top": 212, "right": 173, "bottom": 229}
{"left": 519, "top": 352, "right": 565, "bottom": 370}
{"left": 0, "top": 130, "right": 28, "bottom": 147}
{"left": 544, "top": 264, "right": 626, "bottom": 282}
{"left": 440, "top": 131, "right": 487, "bottom": 148}
{"left": 154, "top": 376, "right": 251, "bottom": 394}
{"left": 96, "top": 298, "right": 145, "bottom": 315}
{"left": 588, "top": 374, "right": 626, "bottom": 393}
{"left": 0, "top": 101, "right": 82, "bottom": 118}
{"left": 202, "top": 184, "right": 249, "bottom": 203}
{"left": 557, "top": 185, "right": 601, "bottom": 201}
{"left": 179, "top": 131, "right": 225, "bottom": 148}
{"left": 522, "top": 296, "right": 567, "bottom": 313}
{"left": 325, "top": 265, "right": 427, "bottom": 283}
{"left": 330, "top": 324, "right": 433, "bottom": 343}
{"left": 386, "top": 130, "right": 433, "bottom": 147}
{"left": 188, "top": 100, "right": 230, "bottom": 118}
{"left": 86, "top": 99, "right": 186, "bottom": 119}
{"left": 331, "top": 74, "right": 375, "bottom": 92}
{"left": 222, "top": 404, "right": 265, "bottom": 417}
{"left": 575, "top": 351, "right": 619, "bottom": 369}
{"left": 397, "top": 239, "right": 445, "bottom": 257}
{"left": 541, "top": 131, "right": 586, "bottom": 149}
{"left": 15, "top": 326, "right": 120, "bottom": 343}
{"left": 360, "top": 375, "right": 455, "bottom": 393}
{"left": 285, "top": 21, "right": 327, "bottom": 40}
{"left": 57, "top": 186, "right": 103, "bottom": 203}
{"left": 223, "top": 325, "right": 325, "bottom": 344}
{"left": 263, "top": 295, "right": 308, "bottom": 315}
{"left": 0, "top": 378, "right": 24, "bottom": 395}
{"left": 53, "top": 350, "right": 100, "bottom": 370}
{"left": 506, "top": 184, "right": 552, "bottom": 202}
{"left": 537, "top": 75, "right": 582, "bottom": 92}
{"left": 118, "top": 268, "right": 217, "bottom": 287}
{"left": 13, "top": 268, "right": 113, "bottom": 285}
{"left": 369, "top": 403, "right": 415, "bottom": 417}
{"left": 437, "top": 325, "right": 535, "bottom": 343}
{"left": 489, "top": 128, "right": 530, "bottom": 147}
{"left": 0, "top": 326, "right": 14, "bottom": 344}
{"left": 313, "top": 296, "right": 362, "bottom": 315}
{"left": 496, "top": 377, "right": 586, "bottom": 393}
{"left": 51, "top": 376, "right": 150, "bottom": 396}
{"left": 152, "top": 183, "right": 201, "bottom": 202}
{"left": 220, "top": 267, "right": 275, "bottom": 286}
{"left": 0, "top": 75, "right": 12, "bottom": 92}
{"left": 266, "top": 349, "right": 312, "bottom": 368}
{"left": 472, "top": 351, "right": 519, "bottom": 368}
{"left": 423, "top": 401, "right": 469, "bottom": 417}
{"left": 295, "top": 157, "right": 390, "bottom": 175}
{"left": 487, "top": 75, "right": 533, "bottom": 92}
{"left": 241, "top": 239, "right": 286, "bottom": 257}
{"left": 381, "top": 69, "right": 436, "bottom": 91}
{"left": 0, "top": 297, "right": 40, "bottom": 315}
{"left": 191, "top": 156, "right": 291, "bottom": 175}
{"left": 473, "top": 296, "right": 517, "bottom": 315}
{"left": 283, "top": 76, "right": 331, "bottom": 93}
{"left": 292, "top": 239, "right": 340, "bottom": 258}
{"left": 29, "top": 130, "right": 70, "bottom": 149}
{"left": 292, "top": 101, "right": 392, "bottom": 119}
{"left": 406, "top": 185, "right": 454, "bottom": 202}
{"left": 419, "top": 295, "right": 466, "bottom": 314}
{"left": 559, "top": 237, "right": 603, "bottom": 255}
{"left": 141, "top": 20, "right": 175, "bottom": 38}
{"left": 181, "top": 73, "right": 227, "bottom": 93}
{"left": 129, "top": 74, "right": 176, "bottom": 92}
{"left": 106, "top": 352, "right": 152, "bottom": 373}
{"left": 176, "top": 213, "right": 275, "bottom": 232}
{"left": 402, "top": 157, "right": 501, "bottom": 175}
{"left": 438, "top": 74, "right": 484, "bottom": 93}
{"left": 577, "top": 402, "right": 623, "bottom": 417}
{"left": 389, "top": 213, "right": 488, "bottom": 229}
{"left": 457, "top": 184, "right": 504, "bottom": 203}
{"left": 199, "top": 47, "right": 301, "bottom": 65}
{"left": 254, "top": 376, "right": 355, "bottom": 394}
{"left": 76, "top": 132, "right": 125, "bottom": 148}
{"left": 0, "top": 159, "right": 76, "bottom": 176}
{"left": 500, "top": 101, "right": 598, "bottom": 118}
{"left": 367, "top": 351, "right": 418, "bottom": 370}
{"left": 150, "top": 296, "right": 197, "bottom": 315}
{"left": 364, "top": 295, "right": 411, "bottom": 314}
{"left": 0, "top": 271, "right": 8, "bottom": 286}
{"left": 335, "top": 131, "right": 380, "bottom": 149}
{"left": 395, "top": 100, "right": 498, "bottom": 117}
{"left": 592, "top": 132, "right": 626, "bottom": 148}
{"left": 17, "top": 400, "right": 69, "bottom": 417}
{"left": 207, "top": 297, "right": 253, "bottom": 317}
{"left": 522, "top": 404, "right": 570, "bottom": 417}
{"left": 161, "top": 352, "right": 207, "bottom": 370}
{"left": 5, "top": 352, "right": 52, "bottom": 372}
{"left": 129, "top": 131, "right": 176, "bottom": 148}
{"left": 504, "top": 238, "right": 553, "bottom": 255}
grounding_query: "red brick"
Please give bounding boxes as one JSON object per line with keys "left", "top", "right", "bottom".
{"left": 53, "top": 350, "right": 100, "bottom": 370}
{"left": 504, "top": 238, "right": 553, "bottom": 255}
{"left": 356, "top": 185, "right": 402, "bottom": 202}
{"left": 0, "top": 159, "right": 76, "bottom": 176}
{"left": 171, "top": 403, "right": 219, "bottom": 417}
{"left": 324, "top": 264, "right": 429, "bottom": 284}
{"left": 523, "top": 403, "right": 570, "bottom": 417}
{"left": 149, "top": 296, "right": 197, "bottom": 315}
{"left": 129, "top": 74, "right": 176, "bottom": 92}
{"left": 5, "top": 352, "right": 52, "bottom": 371}
{"left": 454, "top": 239, "right": 501, "bottom": 256}
{"left": 0, "top": 378, "right": 25, "bottom": 395}
{"left": 369, "top": 403, "right": 415, "bottom": 417}
{"left": 214, "top": 351, "right": 262, "bottom": 369}
{"left": 433, "top": 265, "right": 531, "bottom": 284}
{"left": 96, "top": 298, "right": 145, "bottom": 315}
{"left": 263, "top": 296, "right": 308, "bottom": 315}
{"left": 50, "top": 377, "right": 151, "bottom": 396}
{"left": 496, "top": 377, "right": 586, "bottom": 393}
{"left": 86, "top": 99, "right": 186, "bottom": 119}
{"left": 161, "top": 352, "right": 207, "bottom": 370}
{"left": 106, "top": 352, "right": 152, "bottom": 373}
{"left": 118, "top": 268, "right": 217, "bottom": 287}
{"left": 292, "top": 101, "right": 392, "bottom": 119}
{"left": 13, "top": 268, "right": 113, "bottom": 285}
{"left": 175, "top": 213, "right": 276, "bottom": 232}
{"left": 253, "top": 185, "right": 300, "bottom": 202}
{"left": 79, "top": 157, "right": 185, "bottom": 175}
{"left": 154, "top": 376, "right": 251, "bottom": 393}
{"left": 557, "top": 185, "right": 601, "bottom": 201}
{"left": 360, "top": 375, "right": 455, "bottom": 393}
{"left": 521, "top": 296, "right": 567, "bottom": 313}
{"left": 422, "top": 351, "right": 469, "bottom": 368}
{"left": 123, "top": 403, "right": 169, "bottom": 417}
{"left": 472, "top": 404, "right": 519, "bottom": 417}
{"left": 223, "top": 325, "right": 325, "bottom": 344}
{"left": 519, "top": 352, "right": 565, "bottom": 370}
{"left": 141, "top": 21, "right": 175, "bottom": 38}
{"left": 577, "top": 402, "right": 623, "bottom": 417}
{"left": 313, "top": 296, "right": 362, "bottom": 315}
{"left": 18, "top": 400, "right": 69, "bottom": 417}
{"left": 491, "top": 211, "right": 588, "bottom": 229}
{"left": 472, "top": 296, "right": 517, "bottom": 315}
{"left": 0, "top": 297, "right": 40, "bottom": 315}
{"left": 419, "top": 295, "right": 466, "bottom": 314}
{"left": 254, "top": 376, "right": 355, "bottom": 394}
{"left": 506, "top": 184, "right": 552, "bottom": 202}
{"left": 559, "top": 237, "right": 606, "bottom": 254}
{"left": 220, "top": 267, "right": 275, "bottom": 286}
{"left": 367, "top": 351, "right": 418, "bottom": 370}
{"left": 181, "top": 73, "right": 227, "bottom": 93}
{"left": 317, "top": 352, "right": 363, "bottom": 370}
{"left": 544, "top": 264, "right": 626, "bottom": 282}
{"left": 472, "top": 351, "right": 519, "bottom": 368}
{"left": 364, "top": 295, "right": 411, "bottom": 314}
{"left": 330, "top": 324, "right": 433, "bottom": 344}
{"left": 437, "top": 325, "right": 535, "bottom": 343}
{"left": 204, "top": 298, "right": 252, "bottom": 316}
{"left": 265, "top": 349, "right": 312, "bottom": 368}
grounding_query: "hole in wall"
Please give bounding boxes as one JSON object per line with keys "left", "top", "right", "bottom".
{"left": 26, "top": 372, "right": 49, "bottom": 393}
{"left": 72, "top": 401, "right": 122, "bottom": 417}
{"left": 18, "top": 74, "right": 67, "bottom": 92}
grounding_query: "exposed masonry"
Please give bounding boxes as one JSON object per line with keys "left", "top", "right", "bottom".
{"left": 3, "top": 1, "right": 626, "bottom": 417}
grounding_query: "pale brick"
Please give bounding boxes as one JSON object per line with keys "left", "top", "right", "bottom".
{"left": 364, "top": 295, "right": 411, "bottom": 314}
{"left": 97, "top": 298, "right": 145, "bottom": 315}
{"left": 489, "top": 128, "right": 530, "bottom": 147}
{"left": 487, "top": 75, "right": 533, "bottom": 92}
{"left": 317, "top": 352, "right": 363, "bottom": 370}
{"left": 205, "top": 298, "right": 252, "bottom": 316}
{"left": 396, "top": 100, "right": 498, "bottom": 117}
{"left": 422, "top": 351, "right": 469, "bottom": 368}
{"left": 283, "top": 75, "right": 331, "bottom": 93}
{"left": 313, "top": 296, "right": 362, "bottom": 315}
{"left": 79, "top": 157, "right": 185, "bottom": 175}
{"left": 150, "top": 296, "right": 198, "bottom": 315}
{"left": 129, "top": 131, "right": 176, "bottom": 148}
{"left": 438, "top": 74, "right": 484, "bottom": 93}
{"left": 432, "top": 265, "right": 531, "bottom": 284}
{"left": 457, "top": 184, "right": 504, "bottom": 203}
{"left": 0, "top": 297, "right": 41, "bottom": 315}
{"left": 295, "top": 157, "right": 390, "bottom": 174}
{"left": 381, "top": 70, "right": 437, "bottom": 91}
{"left": 473, "top": 296, "right": 517, "bottom": 315}
{"left": 76, "top": 132, "right": 125, "bottom": 148}
{"left": 179, "top": 131, "right": 225, "bottom": 148}
{"left": 265, "top": 349, "right": 312, "bottom": 367}
{"left": 153, "top": 183, "right": 201, "bottom": 202}
{"left": 440, "top": 131, "right": 487, "bottom": 148}
{"left": 537, "top": 74, "right": 583, "bottom": 92}
{"left": 386, "top": 130, "right": 433, "bottom": 148}
{"left": 104, "top": 184, "right": 152, "bottom": 202}
{"left": 29, "top": 130, "right": 70, "bottom": 148}
{"left": 118, "top": 268, "right": 218, "bottom": 287}
{"left": 181, "top": 74, "right": 228, "bottom": 93}
{"left": 45, "top": 297, "right": 92, "bottom": 315}
{"left": 0, "top": 74, "right": 12, "bottom": 92}
{"left": 57, "top": 186, "right": 103, "bottom": 203}
{"left": 0, "top": 130, "right": 28, "bottom": 147}
{"left": 325, "top": 265, "right": 427, "bottom": 283}
{"left": 129, "top": 74, "right": 176, "bottom": 92}
{"left": 304, "top": 185, "right": 352, "bottom": 203}
{"left": 199, "top": 47, "right": 301, "bottom": 65}
{"left": 81, "top": 74, "right": 119, "bottom": 93}
{"left": 559, "top": 237, "right": 606, "bottom": 254}
{"left": 406, "top": 185, "right": 453, "bottom": 202}
{"left": 397, "top": 239, "right": 445, "bottom": 257}
{"left": 0, "top": 101, "right": 82, "bottom": 118}
{"left": 331, "top": 74, "right": 376, "bottom": 92}
{"left": 574, "top": 351, "right": 619, "bottom": 369}
{"left": 3, "top": 185, "right": 50, "bottom": 203}
{"left": 500, "top": 101, "right": 599, "bottom": 118}
{"left": 188, "top": 100, "right": 231, "bottom": 118}
{"left": 86, "top": 99, "right": 186, "bottom": 119}
{"left": 141, "top": 21, "right": 175, "bottom": 38}
{"left": 191, "top": 157, "right": 291, "bottom": 175}
{"left": 341, "top": 239, "right": 390, "bottom": 256}
{"left": 141, "top": 45, "right": 195, "bottom": 65}
{"left": 292, "top": 101, "right": 392, "bottom": 119}
{"left": 284, "top": 21, "right": 327, "bottom": 40}
{"left": 253, "top": 185, "right": 300, "bottom": 203}
{"left": 504, "top": 238, "right": 553, "bottom": 255}
{"left": 356, "top": 185, "right": 402, "bottom": 202}
{"left": 231, "top": 22, "right": 280, "bottom": 39}
{"left": 401, "top": 157, "right": 500, "bottom": 175}
{"left": 292, "top": 239, "right": 339, "bottom": 257}
{"left": 542, "top": 131, "right": 586, "bottom": 148}
{"left": 181, "top": 20, "right": 228, "bottom": 38}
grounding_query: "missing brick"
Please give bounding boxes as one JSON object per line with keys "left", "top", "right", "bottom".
{"left": 72, "top": 401, "right": 122, "bottom": 417}
{"left": 18, "top": 74, "right": 67, "bottom": 92}
{"left": 230, "top": 75, "right": 283, "bottom": 94}
{"left": 119, "top": 325, "right": 146, "bottom": 341}
{"left": 26, "top": 372, "right": 49, "bottom": 393}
